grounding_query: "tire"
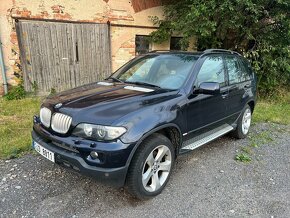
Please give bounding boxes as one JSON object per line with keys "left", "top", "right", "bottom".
{"left": 231, "top": 104, "right": 252, "bottom": 139}
{"left": 126, "top": 133, "right": 175, "bottom": 199}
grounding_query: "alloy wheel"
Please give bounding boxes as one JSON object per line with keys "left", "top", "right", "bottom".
{"left": 242, "top": 108, "right": 251, "bottom": 135}
{"left": 142, "top": 145, "right": 172, "bottom": 192}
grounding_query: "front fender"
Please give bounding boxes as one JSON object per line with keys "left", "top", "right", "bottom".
{"left": 123, "top": 123, "right": 182, "bottom": 170}
{"left": 118, "top": 103, "right": 184, "bottom": 144}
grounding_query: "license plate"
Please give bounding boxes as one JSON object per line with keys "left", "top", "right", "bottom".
{"left": 33, "top": 141, "right": 55, "bottom": 163}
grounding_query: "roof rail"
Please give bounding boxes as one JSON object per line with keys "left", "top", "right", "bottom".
{"left": 203, "top": 49, "right": 241, "bottom": 56}
{"left": 147, "top": 50, "right": 202, "bottom": 56}
{"left": 148, "top": 50, "right": 176, "bottom": 53}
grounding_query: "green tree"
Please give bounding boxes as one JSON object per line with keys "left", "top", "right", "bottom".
{"left": 150, "top": 0, "right": 290, "bottom": 97}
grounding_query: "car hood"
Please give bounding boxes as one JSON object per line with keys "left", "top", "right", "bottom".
{"left": 42, "top": 82, "right": 179, "bottom": 126}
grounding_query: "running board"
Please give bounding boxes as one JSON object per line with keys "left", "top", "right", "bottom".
{"left": 180, "top": 125, "right": 234, "bottom": 154}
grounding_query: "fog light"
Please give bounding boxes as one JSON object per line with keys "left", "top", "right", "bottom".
{"left": 90, "top": 151, "right": 99, "bottom": 159}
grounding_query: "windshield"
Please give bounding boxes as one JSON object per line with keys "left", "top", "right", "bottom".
{"left": 112, "top": 54, "right": 198, "bottom": 90}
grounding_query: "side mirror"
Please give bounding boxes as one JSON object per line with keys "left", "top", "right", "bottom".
{"left": 197, "top": 82, "right": 220, "bottom": 95}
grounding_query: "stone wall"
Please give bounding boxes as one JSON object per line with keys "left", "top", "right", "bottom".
{"left": 0, "top": 0, "right": 196, "bottom": 95}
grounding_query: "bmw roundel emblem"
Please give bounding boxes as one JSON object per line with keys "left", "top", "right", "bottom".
{"left": 54, "top": 103, "right": 62, "bottom": 109}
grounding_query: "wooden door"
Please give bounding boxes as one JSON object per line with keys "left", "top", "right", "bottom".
{"left": 16, "top": 20, "right": 111, "bottom": 93}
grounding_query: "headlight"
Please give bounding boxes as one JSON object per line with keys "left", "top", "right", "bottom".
{"left": 73, "top": 123, "right": 126, "bottom": 141}
{"left": 40, "top": 107, "right": 51, "bottom": 127}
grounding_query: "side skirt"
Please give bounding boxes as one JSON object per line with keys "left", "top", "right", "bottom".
{"left": 179, "top": 124, "right": 234, "bottom": 154}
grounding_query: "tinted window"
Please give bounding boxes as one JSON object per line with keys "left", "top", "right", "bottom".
{"left": 225, "top": 56, "right": 242, "bottom": 84}
{"left": 196, "top": 56, "right": 226, "bottom": 87}
{"left": 240, "top": 58, "right": 252, "bottom": 81}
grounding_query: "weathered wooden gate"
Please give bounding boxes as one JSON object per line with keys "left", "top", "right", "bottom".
{"left": 16, "top": 20, "right": 111, "bottom": 92}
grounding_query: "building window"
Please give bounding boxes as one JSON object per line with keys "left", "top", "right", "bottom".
{"left": 135, "top": 35, "right": 151, "bottom": 55}
{"left": 170, "top": 37, "right": 183, "bottom": 50}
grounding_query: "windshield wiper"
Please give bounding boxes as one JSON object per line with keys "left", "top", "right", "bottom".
{"left": 106, "top": 76, "right": 124, "bottom": 83}
{"left": 125, "top": 81, "right": 161, "bottom": 89}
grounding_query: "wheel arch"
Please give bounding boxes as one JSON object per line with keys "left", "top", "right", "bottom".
{"left": 125, "top": 123, "right": 183, "bottom": 168}
{"left": 247, "top": 100, "right": 255, "bottom": 113}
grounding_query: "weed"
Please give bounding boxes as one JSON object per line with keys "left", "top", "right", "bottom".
{"left": 49, "top": 88, "right": 56, "bottom": 95}
{"left": 235, "top": 153, "right": 252, "bottom": 162}
{"left": 241, "top": 146, "right": 252, "bottom": 154}
{"left": 4, "top": 85, "right": 26, "bottom": 100}
{"left": 49, "top": 88, "right": 57, "bottom": 97}
{"left": 236, "top": 126, "right": 276, "bottom": 163}
{"left": 32, "top": 81, "right": 38, "bottom": 95}
{"left": 249, "top": 131, "right": 273, "bottom": 148}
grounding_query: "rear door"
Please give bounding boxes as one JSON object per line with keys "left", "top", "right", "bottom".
{"left": 224, "top": 55, "right": 252, "bottom": 123}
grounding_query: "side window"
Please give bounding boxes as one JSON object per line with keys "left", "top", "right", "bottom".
{"left": 225, "top": 56, "right": 243, "bottom": 84}
{"left": 196, "top": 56, "right": 226, "bottom": 87}
{"left": 239, "top": 58, "right": 252, "bottom": 81}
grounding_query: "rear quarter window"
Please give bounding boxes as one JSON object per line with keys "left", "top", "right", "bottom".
{"left": 239, "top": 58, "right": 253, "bottom": 81}
{"left": 224, "top": 56, "right": 243, "bottom": 84}
{"left": 225, "top": 56, "right": 252, "bottom": 84}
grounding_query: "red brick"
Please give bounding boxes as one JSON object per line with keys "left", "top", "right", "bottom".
{"left": 121, "top": 41, "right": 135, "bottom": 48}
{"left": 20, "top": 8, "right": 31, "bottom": 17}
{"left": 10, "top": 32, "right": 18, "bottom": 44}
{"left": 30, "top": 11, "right": 49, "bottom": 19}
{"left": 51, "top": 5, "right": 64, "bottom": 14}
{"left": 53, "top": 13, "right": 72, "bottom": 20}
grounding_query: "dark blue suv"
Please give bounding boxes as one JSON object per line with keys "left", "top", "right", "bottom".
{"left": 32, "top": 49, "right": 257, "bottom": 199}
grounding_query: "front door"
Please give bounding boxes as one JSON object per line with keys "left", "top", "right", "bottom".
{"left": 185, "top": 55, "right": 229, "bottom": 136}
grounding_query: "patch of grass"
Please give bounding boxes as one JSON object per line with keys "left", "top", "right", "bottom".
{"left": 236, "top": 130, "right": 275, "bottom": 163}
{"left": 253, "top": 93, "right": 290, "bottom": 125}
{"left": 0, "top": 97, "right": 41, "bottom": 159}
{"left": 235, "top": 153, "right": 252, "bottom": 162}
{"left": 4, "top": 84, "right": 26, "bottom": 100}
{"left": 241, "top": 146, "right": 252, "bottom": 154}
{"left": 248, "top": 131, "right": 274, "bottom": 148}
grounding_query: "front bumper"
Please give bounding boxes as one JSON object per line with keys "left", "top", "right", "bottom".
{"left": 32, "top": 124, "right": 135, "bottom": 187}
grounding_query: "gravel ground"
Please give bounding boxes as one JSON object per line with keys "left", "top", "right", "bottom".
{"left": 0, "top": 123, "right": 289, "bottom": 218}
